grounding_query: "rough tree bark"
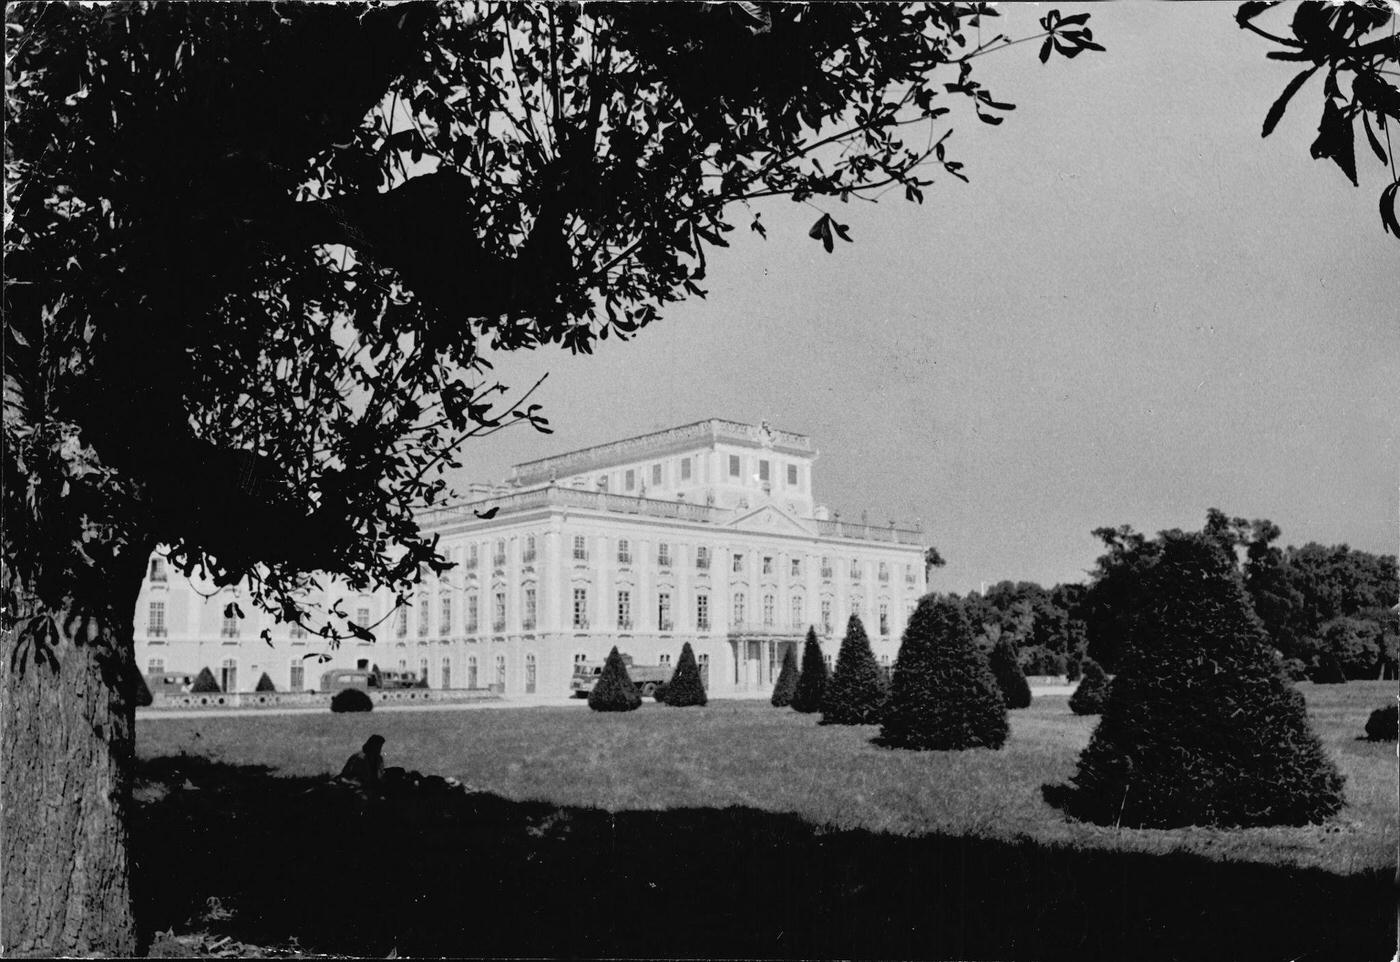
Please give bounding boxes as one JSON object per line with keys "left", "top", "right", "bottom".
{"left": 1, "top": 548, "right": 151, "bottom": 957}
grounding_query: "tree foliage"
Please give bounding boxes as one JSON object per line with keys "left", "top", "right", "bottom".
{"left": 791, "top": 627, "right": 829, "bottom": 714}
{"left": 770, "top": 644, "right": 799, "bottom": 708}
{"left": 3, "top": 1, "right": 1100, "bottom": 645}
{"left": 190, "top": 667, "right": 220, "bottom": 694}
{"left": 588, "top": 646, "right": 641, "bottom": 712}
{"left": 820, "top": 615, "right": 887, "bottom": 725}
{"left": 663, "top": 641, "right": 706, "bottom": 708}
{"left": 1364, "top": 704, "right": 1398, "bottom": 742}
{"left": 879, "top": 595, "right": 1008, "bottom": 751}
{"left": 1238, "top": 1, "right": 1399, "bottom": 239}
{"left": 1047, "top": 533, "right": 1345, "bottom": 828}
{"left": 330, "top": 687, "right": 374, "bottom": 713}
{"left": 987, "top": 636, "right": 1031, "bottom": 709}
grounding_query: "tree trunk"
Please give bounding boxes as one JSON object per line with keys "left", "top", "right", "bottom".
{"left": 1, "top": 550, "right": 150, "bottom": 957}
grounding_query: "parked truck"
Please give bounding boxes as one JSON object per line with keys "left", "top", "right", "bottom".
{"left": 570, "top": 654, "right": 671, "bottom": 699}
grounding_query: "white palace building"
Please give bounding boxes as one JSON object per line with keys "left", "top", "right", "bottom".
{"left": 133, "top": 419, "right": 929, "bottom": 698}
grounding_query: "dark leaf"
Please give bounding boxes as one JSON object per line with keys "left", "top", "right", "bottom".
{"left": 1381, "top": 181, "right": 1400, "bottom": 238}
{"left": 1310, "top": 97, "right": 1358, "bottom": 186}
{"left": 1354, "top": 72, "right": 1400, "bottom": 122}
{"left": 976, "top": 111, "right": 1004, "bottom": 126}
{"left": 1039, "top": 36, "right": 1053, "bottom": 63}
{"left": 1362, "top": 111, "right": 1388, "bottom": 165}
{"left": 474, "top": 506, "right": 500, "bottom": 520}
{"left": 1262, "top": 65, "right": 1319, "bottom": 138}
{"left": 1235, "top": 2, "right": 1280, "bottom": 28}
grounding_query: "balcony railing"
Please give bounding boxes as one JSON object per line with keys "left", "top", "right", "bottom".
{"left": 492, "top": 620, "right": 506, "bottom": 633}
{"left": 821, "top": 567, "right": 833, "bottom": 579}
{"left": 522, "top": 551, "right": 536, "bottom": 565}
{"left": 618, "top": 618, "right": 633, "bottom": 630}
{"left": 659, "top": 619, "right": 674, "bottom": 632}
{"left": 466, "top": 620, "right": 479, "bottom": 634}
{"left": 573, "top": 619, "right": 590, "bottom": 630}
{"left": 522, "top": 618, "right": 536, "bottom": 631}
{"left": 148, "top": 627, "right": 167, "bottom": 638}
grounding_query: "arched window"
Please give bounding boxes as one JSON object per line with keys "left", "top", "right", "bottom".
{"left": 789, "top": 595, "right": 803, "bottom": 628}
{"left": 762, "top": 594, "right": 775, "bottom": 627}
{"left": 495, "top": 654, "right": 507, "bottom": 688}
{"left": 467, "top": 655, "right": 478, "bottom": 689}
{"left": 525, "top": 654, "right": 537, "bottom": 694}
{"left": 441, "top": 656, "right": 452, "bottom": 689}
{"left": 732, "top": 592, "right": 746, "bottom": 626}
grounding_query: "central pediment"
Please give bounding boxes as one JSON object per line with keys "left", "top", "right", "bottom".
{"left": 726, "top": 503, "right": 816, "bottom": 536}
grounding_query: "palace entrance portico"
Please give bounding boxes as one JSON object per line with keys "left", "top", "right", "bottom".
{"left": 727, "top": 628, "right": 804, "bottom": 691}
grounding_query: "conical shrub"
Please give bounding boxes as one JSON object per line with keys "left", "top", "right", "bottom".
{"left": 790, "top": 628, "right": 829, "bottom": 714}
{"left": 1046, "top": 533, "right": 1345, "bottom": 828}
{"left": 191, "top": 666, "right": 221, "bottom": 693}
{"left": 1068, "top": 659, "right": 1110, "bottom": 715}
{"left": 134, "top": 669, "right": 153, "bottom": 707}
{"left": 664, "top": 642, "right": 707, "bottom": 707}
{"left": 989, "top": 637, "right": 1032, "bottom": 709}
{"left": 255, "top": 672, "right": 277, "bottom": 693}
{"left": 771, "top": 645, "right": 799, "bottom": 707}
{"left": 878, "top": 596, "right": 1009, "bottom": 750}
{"left": 821, "top": 615, "right": 887, "bottom": 725}
{"left": 588, "top": 646, "right": 642, "bottom": 712}
{"left": 1364, "top": 704, "right": 1397, "bottom": 742}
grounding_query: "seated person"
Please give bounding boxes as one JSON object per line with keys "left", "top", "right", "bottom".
{"left": 338, "top": 734, "right": 386, "bottom": 788}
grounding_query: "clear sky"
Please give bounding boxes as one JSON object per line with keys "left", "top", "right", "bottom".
{"left": 448, "top": 3, "right": 1400, "bottom": 594}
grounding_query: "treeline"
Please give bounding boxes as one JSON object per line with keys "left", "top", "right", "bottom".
{"left": 946, "top": 509, "right": 1398, "bottom": 683}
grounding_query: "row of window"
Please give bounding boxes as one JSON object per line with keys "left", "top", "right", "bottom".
{"left": 147, "top": 654, "right": 535, "bottom": 693}
{"left": 569, "top": 587, "right": 906, "bottom": 636}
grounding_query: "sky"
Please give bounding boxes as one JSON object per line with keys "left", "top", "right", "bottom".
{"left": 447, "top": 3, "right": 1400, "bottom": 594}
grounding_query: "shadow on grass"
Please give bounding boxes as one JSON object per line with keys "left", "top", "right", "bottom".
{"left": 132, "top": 754, "right": 1391, "bottom": 961}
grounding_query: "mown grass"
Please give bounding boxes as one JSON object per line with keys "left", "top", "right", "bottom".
{"left": 139, "top": 679, "right": 1397, "bottom": 874}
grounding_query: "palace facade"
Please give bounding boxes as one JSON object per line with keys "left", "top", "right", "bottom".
{"left": 133, "top": 419, "right": 929, "bottom": 698}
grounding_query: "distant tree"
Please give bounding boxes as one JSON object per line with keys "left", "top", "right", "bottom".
{"left": 254, "top": 672, "right": 277, "bottom": 693}
{"left": 1364, "top": 704, "right": 1398, "bottom": 742}
{"left": 588, "top": 647, "right": 641, "bottom": 713}
{"left": 879, "top": 595, "right": 1008, "bottom": 751}
{"left": 1079, "top": 525, "right": 1162, "bottom": 671}
{"left": 820, "top": 616, "right": 887, "bottom": 725}
{"left": 663, "top": 642, "right": 707, "bottom": 708}
{"left": 924, "top": 546, "right": 947, "bottom": 579}
{"left": 1068, "top": 658, "right": 1109, "bottom": 715}
{"left": 770, "top": 645, "right": 799, "bottom": 708}
{"left": 1238, "top": 1, "right": 1399, "bottom": 240}
{"left": 1065, "top": 652, "right": 1083, "bottom": 683}
{"left": 190, "top": 667, "right": 221, "bottom": 694}
{"left": 1047, "top": 533, "right": 1345, "bottom": 828}
{"left": 1311, "top": 617, "right": 1382, "bottom": 680}
{"left": 791, "top": 628, "right": 829, "bottom": 714}
{"left": 988, "top": 637, "right": 1032, "bottom": 709}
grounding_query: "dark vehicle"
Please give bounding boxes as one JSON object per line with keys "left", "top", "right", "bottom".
{"left": 570, "top": 654, "right": 671, "bottom": 699}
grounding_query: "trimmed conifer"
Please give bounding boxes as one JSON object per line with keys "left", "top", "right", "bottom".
{"left": 255, "top": 672, "right": 277, "bottom": 693}
{"left": 1046, "top": 533, "right": 1345, "bottom": 828}
{"left": 664, "top": 642, "right": 707, "bottom": 707}
{"left": 191, "top": 667, "right": 221, "bottom": 693}
{"left": 821, "top": 615, "right": 887, "bottom": 725}
{"left": 770, "top": 645, "right": 800, "bottom": 707}
{"left": 878, "top": 596, "right": 1009, "bottom": 750}
{"left": 330, "top": 688, "right": 373, "bottom": 713}
{"left": 1364, "top": 704, "right": 1398, "bottom": 742}
{"left": 134, "top": 670, "right": 153, "bottom": 707}
{"left": 989, "top": 637, "right": 1032, "bottom": 709}
{"left": 790, "top": 628, "right": 829, "bottom": 713}
{"left": 588, "top": 646, "right": 642, "bottom": 712}
{"left": 1068, "top": 659, "right": 1110, "bottom": 715}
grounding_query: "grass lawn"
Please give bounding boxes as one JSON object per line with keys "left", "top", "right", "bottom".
{"left": 138, "top": 679, "right": 1397, "bottom": 874}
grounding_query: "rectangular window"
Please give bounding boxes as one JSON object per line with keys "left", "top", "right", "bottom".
{"left": 698, "top": 653, "right": 709, "bottom": 681}
{"left": 523, "top": 535, "right": 537, "bottom": 564}
{"left": 147, "top": 657, "right": 164, "bottom": 675}
{"left": 148, "top": 601, "right": 166, "bottom": 638}
{"left": 149, "top": 558, "right": 167, "bottom": 584}
{"left": 466, "top": 544, "right": 479, "bottom": 568}
{"left": 523, "top": 588, "right": 537, "bottom": 630}
{"left": 395, "top": 606, "right": 408, "bottom": 638}
{"left": 652, "top": 464, "right": 662, "bottom": 486}
{"left": 493, "top": 592, "right": 506, "bottom": 632}
{"left": 852, "top": 597, "right": 863, "bottom": 621}
{"left": 417, "top": 594, "right": 429, "bottom": 636}
{"left": 681, "top": 458, "right": 692, "bottom": 481}
{"left": 759, "top": 460, "right": 770, "bottom": 482}
{"left": 696, "top": 546, "right": 710, "bottom": 569}
{"left": 573, "top": 588, "right": 588, "bottom": 629}
{"left": 821, "top": 556, "right": 832, "bottom": 579}
{"left": 905, "top": 564, "right": 916, "bottom": 584}
{"left": 493, "top": 540, "right": 506, "bottom": 568}
{"left": 220, "top": 659, "right": 237, "bottom": 693}
{"left": 573, "top": 535, "right": 587, "bottom": 561}
{"left": 733, "top": 593, "right": 746, "bottom": 625}
{"left": 220, "top": 609, "right": 239, "bottom": 639}
{"left": 732, "top": 552, "right": 744, "bottom": 573}
{"left": 439, "top": 592, "right": 453, "bottom": 636}
{"left": 290, "top": 622, "right": 307, "bottom": 641}
{"left": 658, "top": 592, "right": 672, "bottom": 631}
{"left": 729, "top": 454, "right": 740, "bottom": 477}
{"left": 466, "top": 594, "right": 478, "bottom": 633}
{"left": 660, "top": 653, "right": 672, "bottom": 668}
{"left": 851, "top": 559, "right": 862, "bottom": 580}
{"left": 290, "top": 664, "right": 304, "bottom": 692}
{"left": 762, "top": 594, "right": 775, "bottom": 627}
{"left": 762, "top": 556, "right": 773, "bottom": 575}
{"left": 618, "top": 539, "right": 632, "bottom": 564}
{"left": 421, "top": 658, "right": 430, "bottom": 685}
{"left": 790, "top": 595, "right": 803, "bottom": 627}
{"left": 357, "top": 605, "right": 371, "bottom": 630}
{"left": 879, "top": 603, "right": 890, "bottom": 636}
{"left": 821, "top": 598, "right": 833, "bottom": 634}
{"left": 625, "top": 469, "right": 636, "bottom": 490}
{"left": 787, "top": 464, "right": 799, "bottom": 486}
{"left": 878, "top": 562, "right": 890, "bottom": 583}
{"left": 696, "top": 595, "right": 710, "bottom": 631}
{"left": 791, "top": 557, "right": 802, "bottom": 577}
{"left": 658, "top": 543, "right": 671, "bottom": 567}
{"left": 617, "top": 589, "right": 632, "bottom": 629}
